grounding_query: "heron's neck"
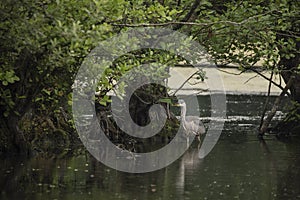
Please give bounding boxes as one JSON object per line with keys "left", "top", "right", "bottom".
{"left": 181, "top": 105, "right": 186, "bottom": 121}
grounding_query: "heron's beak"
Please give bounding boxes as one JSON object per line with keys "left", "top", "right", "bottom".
{"left": 173, "top": 103, "right": 180, "bottom": 107}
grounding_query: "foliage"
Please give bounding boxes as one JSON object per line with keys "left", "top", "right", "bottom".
{"left": 0, "top": 0, "right": 299, "bottom": 152}
{"left": 0, "top": 0, "right": 118, "bottom": 117}
{"left": 192, "top": 0, "right": 299, "bottom": 70}
{"left": 284, "top": 101, "right": 300, "bottom": 122}
{"left": 0, "top": 0, "right": 130, "bottom": 152}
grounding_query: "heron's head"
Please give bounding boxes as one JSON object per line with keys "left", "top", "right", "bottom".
{"left": 174, "top": 99, "right": 186, "bottom": 107}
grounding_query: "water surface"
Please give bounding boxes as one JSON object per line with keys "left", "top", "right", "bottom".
{"left": 1, "top": 95, "right": 300, "bottom": 200}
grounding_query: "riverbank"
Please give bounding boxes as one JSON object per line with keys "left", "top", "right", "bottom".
{"left": 168, "top": 66, "right": 284, "bottom": 96}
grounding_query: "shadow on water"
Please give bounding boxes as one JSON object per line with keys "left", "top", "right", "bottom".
{"left": 1, "top": 95, "right": 300, "bottom": 199}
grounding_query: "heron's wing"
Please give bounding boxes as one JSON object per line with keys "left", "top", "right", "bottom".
{"left": 185, "top": 116, "right": 201, "bottom": 122}
{"left": 185, "top": 116, "right": 205, "bottom": 134}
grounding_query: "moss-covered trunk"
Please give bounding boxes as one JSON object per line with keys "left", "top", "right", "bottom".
{"left": 276, "top": 38, "right": 300, "bottom": 134}
{"left": 0, "top": 114, "right": 27, "bottom": 153}
{"left": 279, "top": 39, "right": 300, "bottom": 103}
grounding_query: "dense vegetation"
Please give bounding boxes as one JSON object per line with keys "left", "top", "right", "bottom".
{"left": 0, "top": 0, "right": 299, "bottom": 153}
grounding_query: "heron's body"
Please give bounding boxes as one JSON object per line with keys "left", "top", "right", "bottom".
{"left": 177, "top": 99, "right": 206, "bottom": 145}
{"left": 183, "top": 116, "right": 205, "bottom": 135}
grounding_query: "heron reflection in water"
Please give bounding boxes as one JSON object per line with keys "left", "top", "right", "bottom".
{"left": 175, "top": 99, "right": 206, "bottom": 146}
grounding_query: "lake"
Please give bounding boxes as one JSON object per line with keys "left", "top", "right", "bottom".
{"left": 1, "top": 95, "right": 300, "bottom": 200}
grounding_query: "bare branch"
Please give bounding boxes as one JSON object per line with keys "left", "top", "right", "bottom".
{"left": 244, "top": 74, "right": 259, "bottom": 84}
{"left": 111, "top": 20, "right": 244, "bottom": 28}
{"left": 111, "top": 21, "right": 210, "bottom": 27}
{"left": 259, "top": 69, "right": 274, "bottom": 129}
{"left": 248, "top": 67, "right": 287, "bottom": 93}
{"left": 259, "top": 76, "right": 295, "bottom": 136}
{"left": 217, "top": 68, "right": 245, "bottom": 75}
{"left": 171, "top": 70, "right": 198, "bottom": 96}
{"left": 217, "top": 64, "right": 288, "bottom": 94}
{"left": 111, "top": 10, "right": 277, "bottom": 28}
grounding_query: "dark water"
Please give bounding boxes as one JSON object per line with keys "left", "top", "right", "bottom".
{"left": 1, "top": 95, "right": 300, "bottom": 200}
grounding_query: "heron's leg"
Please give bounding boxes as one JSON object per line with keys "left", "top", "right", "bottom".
{"left": 197, "top": 135, "right": 201, "bottom": 142}
{"left": 197, "top": 135, "right": 201, "bottom": 149}
{"left": 186, "top": 136, "right": 189, "bottom": 147}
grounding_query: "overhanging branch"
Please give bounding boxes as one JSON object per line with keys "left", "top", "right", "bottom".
{"left": 110, "top": 10, "right": 277, "bottom": 28}
{"left": 259, "top": 76, "right": 295, "bottom": 136}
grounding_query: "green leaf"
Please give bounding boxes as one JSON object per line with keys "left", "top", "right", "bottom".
{"left": 158, "top": 98, "right": 172, "bottom": 104}
{"left": 42, "top": 89, "right": 51, "bottom": 96}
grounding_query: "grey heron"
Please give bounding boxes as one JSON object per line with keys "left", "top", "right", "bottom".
{"left": 175, "top": 99, "right": 206, "bottom": 145}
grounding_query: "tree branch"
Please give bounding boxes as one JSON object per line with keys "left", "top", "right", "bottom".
{"left": 247, "top": 67, "right": 287, "bottom": 93}
{"left": 259, "top": 76, "right": 295, "bottom": 136}
{"left": 170, "top": 70, "right": 206, "bottom": 96}
{"left": 111, "top": 10, "right": 277, "bottom": 28}
{"left": 216, "top": 64, "right": 287, "bottom": 94}
{"left": 111, "top": 21, "right": 239, "bottom": 27}
{"left": 259, "top": 69, "right": 274, "bottom": 129}
{"left": 217, "top": 68, "right": 245, "bottom": 75}
{"left": 173, "top": 0, "right": 201, "bottom": 30}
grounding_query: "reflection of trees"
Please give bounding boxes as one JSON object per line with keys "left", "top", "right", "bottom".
{"left": 276, "top": 142, "right": 300, "bottom": 199}
{"left": 1, "top": 138, "right": 299, "bottom": 199}
{"left": 0, "top": 152, "right": 195, "bottom": 199}
{"left": 0, "top": 155, "right": 105, "bottom": 199}
{"left": 0, "top": 157, "right": 27, "bottom": 199}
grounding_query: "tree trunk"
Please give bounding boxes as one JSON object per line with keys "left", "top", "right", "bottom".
{"left": 275, "top": 34, "right": 300, "bottom": 135}
{"left": 0, "top": 113, "right": 27, "bottom": 153}
{"left": 259, "top": 76, "right": 294, "bottom": 135}
{"left": 279, "top": 40, "right": 300, "bottom": 102}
